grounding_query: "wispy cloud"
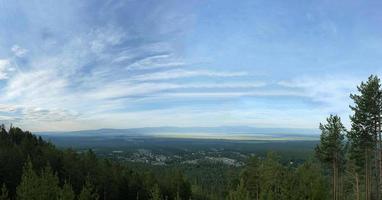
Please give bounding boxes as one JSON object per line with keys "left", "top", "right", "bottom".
{"left": 126, "top": 54, "right": 186, "bottom": 70}
{"left": 277, "top": 75, "right": 364, "bottom": 127}
{"left": 278, "top": 75, "right": 359, "bottom": 107}
{"left": 0, "top": 59, "right": 15, "bottom": 80}
{"left": 0, "top": 1, "right": 259, "bottom": 131}
{"left": 0, "top": 0, "right": 380, "bottom": 131}
{"left": 11, "top": 45, "right": 28, "bottom": 58}
{"left": 84, "top": 81, "right": 266, "bottom": 100}
{"left": 131, "top": 69, "right": 248, "bottom": 81}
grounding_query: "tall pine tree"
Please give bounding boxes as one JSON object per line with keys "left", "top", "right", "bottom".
{"left": 16, "top": 159, "right": 40, "bottom": 200}
{"left": 78, "top": 178, "right": 99, "bottom": 200}
{"left": 226, "top": 179, "right": 250, "bottom": 200}
{"left": 240, "top": 156, "right": 261, "bottom": 200}
{"left": 150, "top": 184, "right": 162, "bottom": 200}
{"left": 58, "top": 181, "right": 75, "bottom": 200}
{"left": 315, "top": 114, "right": 346, "bottom": 200}
{"left": 348, "top": 75, "right": 382, "bottom": 200}
{"left": 0, "top": 184, "right": 9, "bottom": 200}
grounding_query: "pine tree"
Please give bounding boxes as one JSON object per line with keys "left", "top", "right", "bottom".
{"left": 78, "top": 178, "right": 99, "bottom": 200}
{"left": 344, "top": 159, "right": 360, "bottom": 200}
{"left": 348, "top": 75, "right": 382, "bottom": 200}
{"left": 174, "top": 192, "right": 181, "bottom": 200}
{"left": 16, "top": 159, "right": 40, "bottom": 200}
{"left": 240, "top": 156, "right": 261, "bottom": 200}
{"left": 315, "top": 115, "right": 346, "bottom": 200}
{"left": 259, "top": 152, "right": 285, "bottom": 200}
{"left": 295, "top": 161, "right": 328, "bottom": 200}
{"left": 150, "top": 184, "right": 162, "bottom": 200}
{"left": 226, "top": 179, "right": 250, "bottom": 200}
{"left": 58, "top": 181, "right": 75, "bottom": 200}
{"left": 39, "top": 165, "right": 61, "bottom": 200}
{"left": 0, "top": 184, "right": 9, "bottom": 200}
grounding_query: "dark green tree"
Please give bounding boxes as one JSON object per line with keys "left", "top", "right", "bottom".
{"left": 16, "top": 159, "right": 40, "bottom": 200}
{"left": 39, "top": 165, "right": 61, "bottom": 200}
{"left": 58, "top": 181, "right": 75, "bottom": 200}
{"left": 150, "top": 184, "right": 162, "bottom": 200}
{"left": 348, "top": 75, "right": 382, "bottom": 200}
{"left": 240, "top": 156, "right": 261, "bottom": 200}
{"left": 259, "top": 152, "right": 286, "bottom": 200}
{"left": 78, "top": 178, "right": 99, "bottom": 200}
{"left": 0, "top": 184, "right": 9, "bottom": 200}
{"left": 294, "top": 161, "right": 328, "bottom": 200}
{"left": 226, "top": 179, "right": 250, "bottom": 200}
{"left": 315, "top": 115, "right": 346, "bottom": 200}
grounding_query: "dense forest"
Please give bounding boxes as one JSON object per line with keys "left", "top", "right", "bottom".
{"left": 0, "top": 126, "right": 192, "bottom": 200}
{"left": 0, "top": 75, "right": 382, "bottom": 200}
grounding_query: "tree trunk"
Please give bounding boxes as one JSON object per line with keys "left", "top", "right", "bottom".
{"left": 337, "top": 165, "right": 340, "bottom": 200}
{"left": 366, "top": 149, "right": 369, "bottom": 200}
{"left": 333, "top": 159, "right": 336, "bottom": 200}
{"left": 379, "top": 115, "right": 382, "bottom": 198}
{"left": 355, "top": 172, "right": 360, "bottom": 200}
{"left": 339, "top": 169, "right": 342, "bottom": 200}
{"left": 256, "top": 185, "right": 259, "bottom": 200}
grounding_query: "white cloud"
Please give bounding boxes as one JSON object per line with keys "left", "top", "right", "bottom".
{"left": 83, "top": 81, "right": 268, "bottom": 100}
{"left": 21, "top": 107, "right": 79, "bottom": 121}
{"left": 0, "top": 104, "right": 19, "bottom": 112}
{"left": 0, "top": 59, "right": 15, "bottom": 80}
{"left": 126, "top": 54, "right": 185, "bottom": 70}
{"left": 131, "top": 69, "right": 248, "bottom": 81}
{"left": 4, "top": 69, "right": 67, "bottom": 101}
{"left": 278, "top": 75, "right": 358, "bottom": 107}
{"left": 11, "top": 45, "right": 28, "bottom": 57}
{"left": 0, "top": 103, "right": 78, "bottom": 128}
{"left": 89, "top": 26, "right": 126, "bottom": 53}
{"left": 278, "top": 75, "right": 363, "bottom": 128}
{"left": 154, "top": 90, "right": 303, "bottom": 98}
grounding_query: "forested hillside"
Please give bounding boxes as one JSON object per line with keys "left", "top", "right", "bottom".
{"left": 0, "top": 126, "right": 328, "bottom": 200}
{"left": 0, "top": 126, "right": 191, "bottom": 200}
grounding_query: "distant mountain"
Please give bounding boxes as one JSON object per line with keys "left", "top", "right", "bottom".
{"left": 36, "top": 126, "right": 319, "bottom": 140}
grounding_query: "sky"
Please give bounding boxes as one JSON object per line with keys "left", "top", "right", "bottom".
{"left": 0, "top": 0, "right": 382, "bottom": 131}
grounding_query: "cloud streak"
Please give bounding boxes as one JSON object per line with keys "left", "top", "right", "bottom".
{"left": 131, "top": 69, "right": 248, "bottom": 81}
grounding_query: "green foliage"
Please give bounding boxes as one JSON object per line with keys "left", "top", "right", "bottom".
{"left": 39, "top": 165, "right": 61, "bottom": 200}
{"left": 231, "top": 153, "right": 330, "bottom": 200}
{"left": 1, "top": 124, "right": 330, "bottom": 200}
{"left": 315, "top": 115, "right": 346, "bottom": 164}
{"left": 258, "top": 152, "right": 287, "bottom": 200}
{"left": 150, "top": 184, "right": 162, "bottom": 200}
{"left": 348, "top": 75, "right": 381, "bottom": 165}
{"left": 315, "top": 115, "right": 346, "bottom": 200}
{"left": 226, "top": 179, "right": 250, "bottom": 200}
{"left": 0, "top": 125, "right": 196, "bottom": 200}
{"left": 347, "top": 75, "right": 382, "bottom": 200}
{"left": 294, "top": 161, "right": 328, "bottom": 200}
{"left": 240, "top": 156, "right": 260, "bottom": 199}
{"left": 58, "top": 182, "right": 75, "bottom": 200}
{"left": 16, "top": 159, "right": 40, "bottom": 200}
{"left": 0, "top": 184, "right": 9, "bottom": 200}
{"left": 174, "top": 192, "right": 181, "bottom": 200}
{"left": 78, "top": 178, "right": 99, "bottom": 200}
{"left": 16, "top": 160, "right": 62, "bottom": 200}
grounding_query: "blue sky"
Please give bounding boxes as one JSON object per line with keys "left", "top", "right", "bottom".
{"left": 0, "top": 0, "right": 381, "bottom": 131}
